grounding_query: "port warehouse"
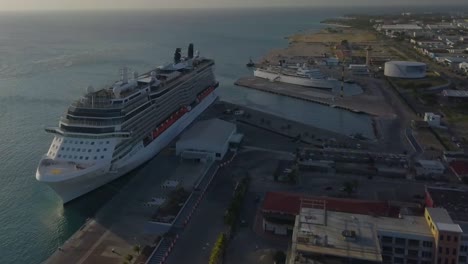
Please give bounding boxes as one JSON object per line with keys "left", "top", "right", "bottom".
{"left": 262, "top": 188, "right": 468, "bottom": 264}
{"left": 175, "top": 118, "right": 243, "bottom": 161}
{"left": 384, "top": 61, "right": 427, "bottom": 79}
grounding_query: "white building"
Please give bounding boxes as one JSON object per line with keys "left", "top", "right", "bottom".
{"left": 415, "top": 160, "right": 445, "bottom": 176}
{"left": 444, "top": 57, "right": 468, "bottom": 67}
{"left": 424, "top": 112, "right": 441, "bottom": 127}
{"left": 176, "top": 118, "right": 242, "bottom": 161}
{"left": 460, "top": 62, "right": 468, "bottom": 73}
{"left": 379, "top": 24, "right": 423, "bottom": 31}
{"left": 384, "top": 61, "right": 427, "bottom": 79}
{"left": 348, "top": 64, "right": 369, "bottom": 75}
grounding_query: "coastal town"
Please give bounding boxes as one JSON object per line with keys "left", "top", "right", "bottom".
{"left": 42, "top": 10, "right": 468, "bottom": 264}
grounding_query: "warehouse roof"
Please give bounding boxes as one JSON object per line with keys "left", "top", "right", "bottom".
{"left": 385, "top": 61, "right": 426, "bottom": 66}
{"left": 177, "top": 118, "right": 235, "bottom": 150}
{"left": 442, "top": 89, "right": 468, "bottom": 98}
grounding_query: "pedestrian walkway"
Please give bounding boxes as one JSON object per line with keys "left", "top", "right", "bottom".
{"left": 146, "top": 238, "right": 174, "bottom": 264}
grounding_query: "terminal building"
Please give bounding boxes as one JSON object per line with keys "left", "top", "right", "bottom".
{"left": 384, "top": 61, "right": 427, "bottom": 79}
{"left": 176, "top": 118, "right": 243, "bottom": 162}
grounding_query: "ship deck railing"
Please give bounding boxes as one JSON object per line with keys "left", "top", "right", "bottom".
{"left": 60, "top": 117, "right": 122, "bottom": 127}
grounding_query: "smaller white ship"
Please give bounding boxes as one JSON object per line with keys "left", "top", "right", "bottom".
{"left": 254, "top": 63, "right": 337, "bottom": 90}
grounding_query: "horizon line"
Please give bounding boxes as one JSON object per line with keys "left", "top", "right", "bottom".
{"left": 0, "top": 4, "right": 467, "bottom": 12}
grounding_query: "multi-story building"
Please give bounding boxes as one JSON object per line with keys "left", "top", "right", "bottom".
{"left": 288, "top": 197, "right": 467, "bottom": 264}
{"left": 425, "top": 208, "right": 463, "bottom": 264}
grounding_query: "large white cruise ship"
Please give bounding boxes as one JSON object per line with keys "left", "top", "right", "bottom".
{"left": 254, "top": 64, "right": 338, "bottom": 90}
{"left": 36, "top": 44, "right": 219, "bottom": 203}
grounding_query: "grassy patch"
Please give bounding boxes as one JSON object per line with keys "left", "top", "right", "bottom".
{"left": 433, "top": 130, "right": 456, "bottom": 151}
{"left": 419, "top": 93, "right": 438, "bottom": 105}
{"left": 442, "top": 107, "right": 468, "bottom": 123}
{"left": 391, "top": 76, "right": 448, "bottom": 90}
{"left": 289, "top": 29, "right": 377, "bottom": 43}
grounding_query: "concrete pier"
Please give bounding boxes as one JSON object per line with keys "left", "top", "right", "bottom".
{"left": 45, "top": 152, "right": 213, "bottom": 264}
{"left": 235, "top": 76, "right": 395, "bottom": 118}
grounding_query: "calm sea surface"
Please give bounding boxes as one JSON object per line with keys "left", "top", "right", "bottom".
{"left": 0, "top": 6, "right": 453, "bottom": 263}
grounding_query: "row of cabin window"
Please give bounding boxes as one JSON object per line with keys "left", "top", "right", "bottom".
{"left": 57, "top": 154, "right": 105, "bottom": 160}
{"left": 60, "top": 139, "right": 110, "bottom": 145}
{"left": 60, "top": 147, "right": 107, "bottom": 152}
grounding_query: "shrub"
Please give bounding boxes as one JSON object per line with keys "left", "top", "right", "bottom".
{"left": 209, "top": 233, "right": 226, "bottom": 264}
{"left": 273, "top": 250, "right": 287, "bottom": 264}
{"left": 125, "top": 254, "right": 133, "bottom": 261}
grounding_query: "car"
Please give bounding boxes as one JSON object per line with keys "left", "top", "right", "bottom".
{"left": 324, "top": 186, "right": 333, "bottom": 191}
{"left": 234, "top": 110, "right": 244, "bottom": 116}
{"left": 240, "top": 219, "right": 248, "bottom": 227}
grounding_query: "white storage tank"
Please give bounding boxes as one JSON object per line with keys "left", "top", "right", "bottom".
{"left": 384, "top": 61, "right": 427, "bottom": 79}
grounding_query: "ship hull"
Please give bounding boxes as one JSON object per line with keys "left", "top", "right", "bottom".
{"left": 44, "top": 91, "right": 218, "bottom": 203}
{"left": 254, "top": 69, "right": 336, "bottom": 89}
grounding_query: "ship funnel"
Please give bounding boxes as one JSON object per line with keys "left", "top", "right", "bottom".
{"left": 174, "top": 48, "right": 182, "bottom": 64}
{"left": 188, "top": 43, "right": 194, "bottom": 59}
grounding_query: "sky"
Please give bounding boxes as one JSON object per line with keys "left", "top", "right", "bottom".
{"left": 0, "top": 0, "right": 466, "bottom": 11}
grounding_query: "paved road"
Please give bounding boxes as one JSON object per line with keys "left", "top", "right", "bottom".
{"left": 164, "top": 164, "right": 235, "bottom": 264}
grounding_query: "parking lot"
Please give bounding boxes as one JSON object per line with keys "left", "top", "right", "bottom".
{"left": 298, "top": 148, "right": 409, "bottom": 168}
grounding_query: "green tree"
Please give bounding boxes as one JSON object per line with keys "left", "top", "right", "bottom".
{"left": 133, "top": 245, "right": 141, "bottom": 255}
{"left": 273, "top": 250, "right": 287, "bottom": 264}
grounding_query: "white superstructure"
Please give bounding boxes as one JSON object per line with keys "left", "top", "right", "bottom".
{"left": 254, "top": 64, "right": 337, "bottom": 90}
{"left": 36, "top": 44, "right": 219, "bottom": 203}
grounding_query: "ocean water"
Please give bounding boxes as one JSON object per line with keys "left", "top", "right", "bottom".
{"left": 0, "top": 8, "right": 381, "bottom": 263}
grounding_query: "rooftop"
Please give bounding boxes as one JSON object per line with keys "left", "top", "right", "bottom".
{"left": 442, "top": 89, "right": 468, "bottom": 98}
{"left": 426, "top": 208, "right": 463, "bottom": 233}
{"left": 386, "top": 61, "right": 426, "bottom": 66}
{"left": 450, "top": 160, "right": 468, "bottom": 176}
{"left": 292, "top": 208, "right": 433, "bottom": 263}
{"left": 177, "top": 118, "right": 236, "bottom": 149}
{"left": 293, "top": 208, "right": 383, "bottom": 263}
{"left": 427, "top": 207, "right": 453, "bottom": 224}
{"left": 416, "top": 159, "right": 445, "bottom": 169}
{"left": 262, "top": 191, "right": 400, "bottom": 218}
{"left": 381, "top": 24, "right": 423, "bottom": 30}
{"left": 426, "top": 187, "right": 468, "bottom": 222}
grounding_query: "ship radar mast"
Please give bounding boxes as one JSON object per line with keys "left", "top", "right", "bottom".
{"left": 174, "top": 48, "right": 182, "bottom": 64}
